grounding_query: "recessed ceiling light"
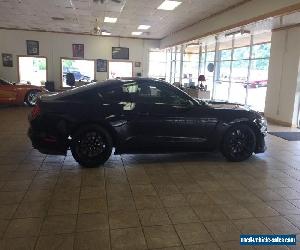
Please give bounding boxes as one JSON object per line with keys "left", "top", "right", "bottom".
{"left": 132, "top": 31, "right": 142, "bottom": 36}
{"left": 104, "top": 17, "right": 117, "bottom": 23}
{"left": 102, "top": 31, "right": 111, "bottom": 36}
{"left": 138, "top": 25, "right": 151, "bottom": 30}
{"left": 157, "top": 0, "right": 182, "bottom": 10}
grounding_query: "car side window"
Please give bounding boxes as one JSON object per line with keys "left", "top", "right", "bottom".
{"left": 136, "top": 82, "right": 192, "bottom": 106}
{"left": 98, "top": 82, "right": 138, "bottom": 103}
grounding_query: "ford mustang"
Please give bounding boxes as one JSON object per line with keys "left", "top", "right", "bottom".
{"left": 28, "top": 78, "right": 267, "bottom": 167}
{"left": 0, "top": 78, "right": 46, "bottom": 106}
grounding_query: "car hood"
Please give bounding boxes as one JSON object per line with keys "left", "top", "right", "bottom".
{"left": 204, "top": 100, "right": 251, "bottom": 111}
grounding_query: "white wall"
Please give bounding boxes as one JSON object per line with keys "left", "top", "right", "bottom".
{"left": 0, "top": 29, "right": 160, "bottom": 89}
{"left": 265, "top": 26, "right": 300, "bottom": 126}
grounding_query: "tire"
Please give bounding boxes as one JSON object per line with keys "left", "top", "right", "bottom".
{"left": 71, "top": 125, "right": 113, "bottom": 167}
{"left": 25, "top": 90, "right": 40, "bottom": 106}
{"left": 221, "top": 124, "right": 256, "bottom": 162}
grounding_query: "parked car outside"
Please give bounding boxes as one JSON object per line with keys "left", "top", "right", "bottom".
{"left": 28, "top": 78, "right": 267, "bottom": 167}
{"left": 0, "top": 78, "right": 47, "bottom": 106}
{"left": 244, "top": 80, "right": 268, "bottom": 88}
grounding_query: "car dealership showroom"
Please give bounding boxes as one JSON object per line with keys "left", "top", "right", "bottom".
{"left": 2, "top": 0, "right": 300, "bottom": 249}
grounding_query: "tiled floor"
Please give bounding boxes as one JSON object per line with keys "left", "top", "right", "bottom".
{"left": 0, "top": 106, "right": 300, "bottom": 249}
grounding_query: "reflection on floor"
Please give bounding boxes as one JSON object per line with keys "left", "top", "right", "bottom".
{"left": 0, "top": 106, "right": 300, "bottom": 249}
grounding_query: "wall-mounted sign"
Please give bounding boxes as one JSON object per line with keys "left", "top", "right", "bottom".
{"left": 26, "top": 40, "right": 39, "bottom": 55}
{"left": 207, "top": 63, "right": 215, "bottom": 73}
{"left": 2, "top": 53, "right": 13, "bottom": 67}
{"left": 135, "top": 62, "right": 141, "bottom": 68}
{"left": 72, "top": 44, "right": 84, "bottom": 58}
{"left": 96, "top": 59, "right": 108, "bottom": 72}
{"left": 112, "top": 47, "right": 129, "bottom": 60}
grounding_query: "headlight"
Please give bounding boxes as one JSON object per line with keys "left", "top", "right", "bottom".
{"left": 256, "top": 117, "right": 267, "bottom": 134}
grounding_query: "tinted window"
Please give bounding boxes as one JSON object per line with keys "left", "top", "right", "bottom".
{"left": 136, "top": 81, "right": 192, "bottom": 106}
{"left": 98, "top": 82, "right": 138, "bottom": 103}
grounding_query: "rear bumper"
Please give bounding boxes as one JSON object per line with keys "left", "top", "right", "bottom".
{"left": 28, "top": 127, "right": 68, "bottom": 155}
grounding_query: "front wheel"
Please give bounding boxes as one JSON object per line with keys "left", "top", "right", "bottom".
{"left": 71, "top": 125, "right": 112, "bottom": 167}
{"left": 221, "top": 124, "right": 256, "bottom": 162}
{"left": 25, "top": 90, "right": 40, "bottom": 106}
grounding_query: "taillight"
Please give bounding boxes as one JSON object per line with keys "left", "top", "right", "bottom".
{"left": 31, "top": 104, "right": 41, "bottom": 120}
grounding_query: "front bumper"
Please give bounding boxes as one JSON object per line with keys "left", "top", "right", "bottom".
{"left": 255, "top": 133, "right": 267, "bottom": 154}
{"left": 28, "top": 127, "right": 68, "bottom": 155}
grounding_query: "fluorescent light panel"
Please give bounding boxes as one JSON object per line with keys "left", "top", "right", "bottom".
{"left": 157, "top": 0, "right": 182, "bottom": 10}
{"left": 102, "top": 31, "right": 111, "bottom": 36}
{"left": 138, "top": 25, "right": 151, "bottom": 30}
{"left": 104, "top": 17, "right": 117, "bottom": 23}
{"left": 132, "top": 31, "right": 142, "bottom": 36}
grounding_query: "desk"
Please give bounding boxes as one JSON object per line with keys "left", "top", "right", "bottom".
{"left": 184, "top": 88, "right": 211, "bottom": 99}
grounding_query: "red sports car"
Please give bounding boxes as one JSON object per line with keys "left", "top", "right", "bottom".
{"left": 0, "top": 78, "right": 47, "bottom": 106}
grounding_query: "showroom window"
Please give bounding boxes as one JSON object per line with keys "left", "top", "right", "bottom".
{"left": 148, "top": 32, "right": 271, "bottom": 112}
{"left": 61, "top": 58, "right": 95, "bottom": 88}
{"left": 148, "top": 49, "right": 167, "bottom": 79}
{"left": 108, "top": 61, "right": 133, "bottom": 79}
{"left": 182, "top": 42, "right": 200, "bottom": 88}
{"left": 18, "top": 56, "right": 47, "bottom": 86}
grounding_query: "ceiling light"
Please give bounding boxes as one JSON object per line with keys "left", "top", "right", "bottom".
{"left": 138, "top": 25, "right": 151, "bottom": 30}
{"left": 157, "top": 0, "right": 182, "bottom": 11}
{"left": 104, "top": 17, "right": 118, "bottom": 23}
{"left": 102, "top": 31, "right": 111, "bottom": 36}
{"left": 132, "top": 31, "right": 142, "bottom": 36}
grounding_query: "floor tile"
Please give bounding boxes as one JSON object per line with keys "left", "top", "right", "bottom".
{"left": 109, "top": 210, "right": 140, "bottom": 229}
{"left": 48, "top": 199, "right": 78, "bottom": 215}
{"left": 260, "top": 216, "right": 300, "bottom": 234}
{"left": 174, "top": 222, "right": 212, "bottom": 245}
{"left": 0, "top": 237, "right": 36, "bottom": 250}
{"left": 192, "top": 205, "right": 228, "bottom": 222}
{"left": 79, "top": 198, "right": 107, "bottom": 214}
{"left": 40, "top": 215, "right": 76, "bottom": 235}
{"left": 76, "top": 212, "right": 108, "bottom": 231}
{"left": 36, "top": 234, "right": 74, "bottom": 250}
{"left": 221, "top": 204, "right": 254, "bottom": 219}
{"left": 134, "top": 195, "right": 163, "bottom": 209}
{"left": 166, "top": 207, "right": 199, "bottom": 224}
{"left": 184, "top": 242, "right": 220, "bottom": 250}
{"left": 138, "top": 208, "right": 171, "bottom": 226}
{"left": 111, "top": 227, "right": 147, "bottom": 250}
{"left": 203, "top": 220, "right": 240, "bottom": 242}
{"left": 144, "top": 225, "right": 181, "bottom": 249}
{"left": 15, "top": 201, "right": 49, "bottom": 218}
{"left": 5, "top": 218, "right": 42, "bottom": 238}
{"left": 233, "top": 218, "right": 272, "bottom": 234}
{"left": 74, "top": 230, "right": 110, "bottom": 250}
{"left": 160, "top": 194, "right": 189, "bottom": 208}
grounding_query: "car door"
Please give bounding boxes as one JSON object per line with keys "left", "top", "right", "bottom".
{"left": 0, "top": 80, "right": 17, "bottom": 104}
{"left": 129, "top": 80, "right": 218, "bottom": 151}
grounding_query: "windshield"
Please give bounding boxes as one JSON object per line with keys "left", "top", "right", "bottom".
{"left": 0, "top": 78, "right": 11, "bottom": 84}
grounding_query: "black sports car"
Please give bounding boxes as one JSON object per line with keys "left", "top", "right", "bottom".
{"left": 28, "top": 78, "right": 267, "bottom": 167}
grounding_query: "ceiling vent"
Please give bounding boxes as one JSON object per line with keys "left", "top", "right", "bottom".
{"left": 51, "top": 17, "right": 65, "bottom": 21}
{"left": 93, "top": 0, "right": 122, "bottom": 3}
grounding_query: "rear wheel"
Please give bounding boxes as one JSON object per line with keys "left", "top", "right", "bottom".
{"left": 25, "top": 90, "right": 40, "bottom": 106}
{"left": 70, "top": 125, "right": 112, "bottom": 167}
{"left": 221, "top": 124, "right": 256, "bottom": 162}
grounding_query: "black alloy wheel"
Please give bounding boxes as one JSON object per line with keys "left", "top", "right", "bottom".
{"left": 221, "top": 124, "right": 256, "bottom": 162}
{"left": 25, "top": 90, "right": 40, "bottom": 106}
{"left": 71, "top": 125, "right": 112, "bottom": 167}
